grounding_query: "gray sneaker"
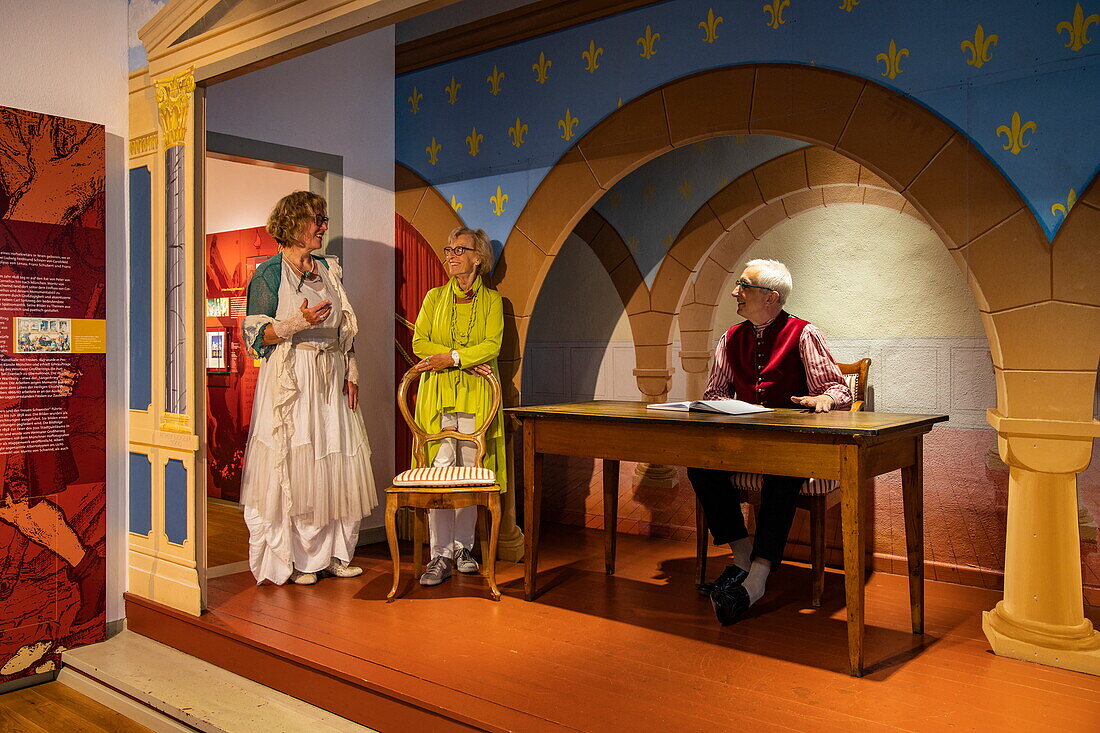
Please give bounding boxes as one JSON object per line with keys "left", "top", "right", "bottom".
{"left": 454, "top": 547, "right": 480, "bottom": 574}
{"left": 419, "top": 556, "right": 452, "bottom": 586}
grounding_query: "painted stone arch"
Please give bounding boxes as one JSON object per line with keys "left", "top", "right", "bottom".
{"left": 395, "top": 163, "right": 465, "bottom": 256}
{"left": 493, "top": 63, "right": 1098, "bottom": 426}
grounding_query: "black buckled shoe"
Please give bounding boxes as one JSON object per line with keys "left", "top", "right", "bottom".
{"left": 696, "top": 564, "right": 748, "bottom": 597}
{"left": 710, "top": 585, "right": 751, "bottom": 625}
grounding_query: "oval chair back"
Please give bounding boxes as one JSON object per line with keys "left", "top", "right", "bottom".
{"left": 397, "top": 366, "right": 502, "bottom": 472}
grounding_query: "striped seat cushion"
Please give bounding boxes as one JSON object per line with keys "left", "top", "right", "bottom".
{"left": 730, "top": 472, "right": 838, "bottom": 497}
{"left": 392, "top": 466, "right": 497, "bottom": 487}
{"left": 844, "top": 372, "right": 859, "bottom": 398}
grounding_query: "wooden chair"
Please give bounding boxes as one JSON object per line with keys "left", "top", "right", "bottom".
{"left": 694, "top": 358, "right": 871, "bottom": 607}
{"left": 386, "top": 367, "right": 504, "bottom": 601}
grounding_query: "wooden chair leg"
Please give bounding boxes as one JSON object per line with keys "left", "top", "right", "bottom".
{"left": 413, "top": 507, "right": 427, "bottom": 578}
{"left": 385, "top": 495, "right": 400, "bottom": 601}
{"left": 476, "top": 503, "right": 490, "bottom": 570}
{"left": 810, "top": 495, "right": 826, "bottom": 608}
{"left": 486, "top": 492, "right": 502, "bottom": 599}
{"left": 695, "top": 497, "right": 708, "bottom": 586}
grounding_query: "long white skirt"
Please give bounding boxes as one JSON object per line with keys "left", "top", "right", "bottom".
{"left": 240, "top": 344, "right": 377, "bottom": 584}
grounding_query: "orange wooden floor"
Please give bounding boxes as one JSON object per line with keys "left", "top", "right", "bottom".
{"left": 160, "top": 522, "right": 1100, "bottom": 731}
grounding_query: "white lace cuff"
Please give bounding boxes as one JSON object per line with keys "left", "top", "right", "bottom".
{"left": 346, "top": 352, "right": 360, "bottom": 386}
{"left": 272, "top": 312, "right": 311, "bottom": 340}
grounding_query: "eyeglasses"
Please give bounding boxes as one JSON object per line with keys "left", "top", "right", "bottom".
{"left": 314, "top": 214, "right": 330, "bottom": 226}
{"left": 443, "top": 245, "right": 470, "bottom": 256}
{"left": 733, "top": 279, "right": 776, "bottom": 294}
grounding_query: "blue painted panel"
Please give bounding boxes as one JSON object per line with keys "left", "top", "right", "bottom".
{"left": 396, "top": 0, "right": 1100, "bottom": 242}
{"left": 128, "top": 452, "right": 152, "bottom": 536}
{"left": 164, "top": 459, "right": 188, "bottom": 545}
{"left": 129, "top": 166, "right": 153, "bottom": 410}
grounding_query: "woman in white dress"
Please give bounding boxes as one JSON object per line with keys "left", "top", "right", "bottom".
{"left": 239, "top": 191, "right": 377, "bottom": 585}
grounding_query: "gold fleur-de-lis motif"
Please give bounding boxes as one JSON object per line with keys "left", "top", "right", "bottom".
{"left": 426, "top": 138, "right": 441, "bottom": 166}
{"left": 876, "top": 39, "right": 909, "bottom": 79}
{"left": 558, "top": 109, "right": 580, "bottom": 141}
{"left": 450, "top": 195, "right": 463, "bottom": 212}
{"left": 508, "top": 117, "right": 528, "bottom": 148}
{"left": 532, "top": 52, "right": 552, "bottom": 84}
{"left": 637, "top": 25, "right": 660, "bottom": 59}
{"left": 662, "top": 234, "right": 675, "bottom": 247}
{"left": 838, "top": 0, "right": 858, "bottom": 11}
{"left": 763, "top": 0, "right": 790, "bottom": 29}
{"left": 996, "top": 112, "right": 1037, "bottom": 155}
{"left": 699, "top": 9, "right": 723, "bottom": 43}
{"left": 445, "top": 77, "right": 461, "bottom": 105}
{"left": 961, "top": 24, "right": 998, "bottom": 68}
{"left": 626, "top": 235, "right": 639, "bottom": 251}
{"left": 465, "top": 127, "right": 484, "bottom": 156}
{"left": 617, "top": 97, "right": 623, "bottom": 108}
{"left": 610, "top": 191, "right": 622, "bottom": 209}
{"left": 1058, "top": 3, "right": 1099, "bottom": 51}
{"left": 490, "top": 186, "right": 508, "bottom": 216}
{"left": 643, "top": 184, "right": 656, "bottom": 202}
{"left": 1051, "top": 189, "right": 1077, "bottom": 217}
{"left": 408, "top": 87, "right": 423, "bottom": 114}
{"left": 582, "top": 41, "right": 603, "bottom": 73}
{"left": 678, "top": 179, "right": 695, "bottom": 199}
{"left": 486, "top": 66, "right": 505, "bottom": 96}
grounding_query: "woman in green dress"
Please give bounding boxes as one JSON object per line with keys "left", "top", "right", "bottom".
{"left": 411, "top": 227, "right": 506, "bottom": 586}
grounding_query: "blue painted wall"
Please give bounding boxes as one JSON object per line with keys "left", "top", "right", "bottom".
{"left": 129, "top": 451, "right": 153, "bottom": 536}
{"left": 128, "top": 166, "right": 152, "bottom": 411}
{"left": 396, "top": 0, "right": 1100, "bottom": 245}
{"left": 164, "top": 459, "right": 188, "bottom": 545}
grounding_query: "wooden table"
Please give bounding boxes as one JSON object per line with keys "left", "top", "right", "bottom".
{"left": 506, "top": 401, "right": 947, "bottom": 677}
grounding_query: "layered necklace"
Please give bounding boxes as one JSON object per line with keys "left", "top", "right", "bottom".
{"left": 450, "top": 276, "right": 479, "bottom": 347}
{"left": 285, "top": 254, "right": 319, "bottom": 293}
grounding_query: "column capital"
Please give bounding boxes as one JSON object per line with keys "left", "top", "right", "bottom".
{"left": 987, "top": 410, "right": 1099, "bottom": 474}
{"left": 154, "top": 66, "right": 196, "bottom": 148}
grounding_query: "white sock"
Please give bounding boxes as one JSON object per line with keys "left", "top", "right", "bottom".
{"left": 730, "top": 537, "right": 753, "bottom": 572}
{"left": 742, "top": 559, "right": 772, "bottom": 605}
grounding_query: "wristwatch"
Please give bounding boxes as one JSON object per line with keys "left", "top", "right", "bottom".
{"left": 450, "top": 349, "right": 460, "bottom": 367}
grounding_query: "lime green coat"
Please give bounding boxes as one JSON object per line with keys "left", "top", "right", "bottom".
{"left": 411, "top": 277, "right": 506, "bottom": 490}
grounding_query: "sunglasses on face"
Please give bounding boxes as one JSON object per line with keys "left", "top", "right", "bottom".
{"left": 443, "top": 245, "right": 471, "bottom": 256}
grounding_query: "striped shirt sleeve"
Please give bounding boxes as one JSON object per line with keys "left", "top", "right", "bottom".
{"left": 702, "top": 331, "right": 733, "bottom": 400}
{"left": 800, "top": 324, "right": 853, "bottom": 410}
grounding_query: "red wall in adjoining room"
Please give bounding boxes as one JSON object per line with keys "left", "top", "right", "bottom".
{"left": 205, "top": 226, "right": 279, "bottom": 502}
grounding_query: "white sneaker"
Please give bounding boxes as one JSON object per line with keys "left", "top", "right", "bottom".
{"left": 324, "top": 558, "right": 363, "bottom": 578}
{"left": 454, "top": 547, "right": 480, "bottom": 574}
{"left": 288, "top": 569, "right": 317, "bottom": 585}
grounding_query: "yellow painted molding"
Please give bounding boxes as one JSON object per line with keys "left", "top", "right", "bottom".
{"left": 158, "top": 411, "right": 192, "bottom": 434}
{"left": 154, "top": 67, "right": 196, "bottom": 148}
{"left": 986, "top": 411, "right": 1100, "bottom": 439}
{"left": 129, "top": 132, "right": 159, "bottom": 158}
{"left": 128, "top": 548, "right": 201, "bottom": 617}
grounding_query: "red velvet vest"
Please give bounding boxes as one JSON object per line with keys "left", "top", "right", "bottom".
{"left": 723, "top": 311, "right": 809, "bottom": 408}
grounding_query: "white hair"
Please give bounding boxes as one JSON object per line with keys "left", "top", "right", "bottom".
{"left": 744, "top": 258, "right": 792, "bottom": 306}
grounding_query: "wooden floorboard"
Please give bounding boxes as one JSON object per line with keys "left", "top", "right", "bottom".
{"left": 207, "top": 498, "right": 249, "bottom": 568}
{"left": 0, "top": 682, "right": 152, "bottom": 732}
{"left": 158, "top": 523, "right": 1100, "bottom": 732}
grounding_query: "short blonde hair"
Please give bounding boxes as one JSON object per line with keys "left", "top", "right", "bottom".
{"left": 267, "top": 191, "right": 326, "bottom": 246}
{"left": 448, "top": 226, "right": 493, "bottom": 277}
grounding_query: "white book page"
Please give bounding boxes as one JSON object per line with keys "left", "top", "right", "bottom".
{"left": 692, "top": 400, "right": 773, "bottom": 415}
{"left": 645, "top": 401, "right": 693, "bottom": 411}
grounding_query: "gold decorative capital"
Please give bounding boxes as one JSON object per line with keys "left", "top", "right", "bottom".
{"left": 154, "top": 67, "right": 196, "bottom": 149}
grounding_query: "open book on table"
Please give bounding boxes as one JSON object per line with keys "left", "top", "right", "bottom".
{"left": 645, "top": 399, "right": 773, "bottom": 415}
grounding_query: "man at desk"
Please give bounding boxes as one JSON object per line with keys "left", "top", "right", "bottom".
{"left": 689, "top": 259, "right": 852, "bottom": 625}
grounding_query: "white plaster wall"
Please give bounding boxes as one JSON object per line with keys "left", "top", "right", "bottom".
{"left": 206, "top": 28, "right": 396, "bottom": 530}
{"left": 205, "top": 158, "right": 310, "bottom": 234}
{"left": 525, "top": 205, "right": 996, "bottom": 429}
{"left": 714, "top": 205, "right": 986, "bottom": 338}
{"left": 0, "top": 0, "right": 130, "bottom": 623}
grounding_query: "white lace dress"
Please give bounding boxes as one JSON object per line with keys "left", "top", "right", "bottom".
{"left": 239, "top": 258, "right": 377, "bottom": 584}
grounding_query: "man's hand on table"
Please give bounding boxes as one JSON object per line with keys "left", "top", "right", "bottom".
{"left": 790, "top": 394, "right": 835, "bottom": 413}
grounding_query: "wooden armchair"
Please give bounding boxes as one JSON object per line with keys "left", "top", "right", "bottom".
{"left": 695, "top": 358, "right": 871, "bottom": 607}
{"left": 386, "top": 367, "right": 504, "bottom": 600}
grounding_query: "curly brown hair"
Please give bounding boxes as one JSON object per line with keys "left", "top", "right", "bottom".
{"left": 266, "top": 191, "right": 327, "bottom": 246}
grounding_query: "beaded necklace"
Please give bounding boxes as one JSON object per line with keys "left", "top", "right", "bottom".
{"left": 449, "top": 276, "right": 479, "bottom": 347}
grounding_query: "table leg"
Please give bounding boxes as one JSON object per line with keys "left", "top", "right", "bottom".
{"left": 523, "top": 420, "right": 543, "bottom": 601}
{"left": 901, "top": 436, "right": 925, "bottom": 635}
{"left": 840, "top": 445, "right": 866, "bottom": 677}
{"left": 603, "top": 459, "right": 619, "bottom": 575}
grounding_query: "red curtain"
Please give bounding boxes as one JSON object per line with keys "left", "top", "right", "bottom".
{"left": 394, "top": 214, "right": 447, "bottom": 473}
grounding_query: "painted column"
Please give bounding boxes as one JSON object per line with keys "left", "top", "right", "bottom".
{"left": 983, "top": 413, "right": 1100, "bottom": 675}
{"left": 155, "top": 70, "right": 196, "bottom": 425}
{"left": 632, "top": 367, "right": 678, "bottom": 487}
